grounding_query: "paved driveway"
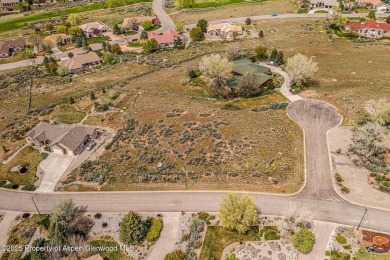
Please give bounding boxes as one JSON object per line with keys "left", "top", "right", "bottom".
{"left": 36, "top": 153, "right": 73, "bottom": 193}
{"left": 147, "top": 213, "right": 180, "bottom": 260}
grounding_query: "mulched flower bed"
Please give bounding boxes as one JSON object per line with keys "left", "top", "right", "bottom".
{"left": 362, "top": 230, "right": 390, "bottom": 253}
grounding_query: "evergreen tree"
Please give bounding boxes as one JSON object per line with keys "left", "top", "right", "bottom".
{"left": 43, "top": 56, "right": 49, "bottom": 64}
{"left": 75, "top": 37, "right": 82, "bottom": 48}
{"left": 245, "top": 18, "right": 252, "bottom": 25}
{"left": 275, "top": 51, "right": 284, "bottom": 66}
{"left": 119, "top": 211, "right": 147, "bottom": 245}
{"left": 140, "top": 30, "right": 148, "bottom": 40}
{"left": 113, "top": 24, "right": 122, "bottom": 35}
{"left": 270, "top": 48, "right": 278, "bottom": 62}
{"left": 259, "top": 30, "right": 264, "bottom": 37}
{"left": 196, "top": 19, "right": 208, "bottom": 32}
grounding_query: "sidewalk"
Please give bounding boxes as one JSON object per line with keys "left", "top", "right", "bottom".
{"left": 0, "top": 211, "right": 19, "bottom": 257}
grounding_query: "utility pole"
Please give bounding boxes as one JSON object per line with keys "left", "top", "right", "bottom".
{"left": 357, "top": 208, "right": 367, "bottom": 230}
{"left": 31, "top": 196, "right": 41, "bottom": 215}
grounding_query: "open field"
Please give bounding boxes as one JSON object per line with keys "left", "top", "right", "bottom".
{"left": 63, "top": 91, "right": 304, "bottom": 192}
{"left": 169, "top": 0, "right": 296, "bottom": 24}
{"left": 51, "top": 104, "right": 86, "bottom": 124}
{"left": 200, "top": 226, "right": 260, "bottom": 260}
{"left": 0, "top": 146, "right": 42, "bottom": 186}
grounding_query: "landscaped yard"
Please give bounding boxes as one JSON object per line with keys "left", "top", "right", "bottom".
{"left": 0, "top": 53, "right": 24, "bottom": 64}
{"left": 0, "top": 215, "right": 39, "bottom": 260}
{"left": 51, "top": 105, "right": 86, "bottom": 124}
{"left": 0, "top": 146, "right": 43, "bottom": 186}
{"left": 200, "top": 226, "right": 260, "bottom": 260}
{"left": 176, "top": 0, "right": 264, "bottom": 9}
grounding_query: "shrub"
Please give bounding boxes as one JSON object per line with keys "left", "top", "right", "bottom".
{"left": 197, "top": 212, "right": 210, "bottom": 221}
{"left": 37, "top": 214, "right": 50, "bottom": 230}
{"left": 94, "top": 213, "right": 102, "bottom": 219}
{"left": 221, "top": 103, "right": 241, "bottom": 110}
{"left": 57, "top": 66, "right": 69, "bottom": 76}
{"left": 292, "top": 228, "right": 315, "bottom": 254}
{"left": 335, "top": 173, "right": 344, "bottom": 183}
{"left": 0, "top": 180, "right": 6, "bottom": 187}
{"left": 226, "top": 254, "right": 237, "bottom": 260}
{"left": 22, "top": 184, "right": 36, "bottom": 191}
{"left": 336, "top": 234, "right": 347, "bottom": 244}
{"left": 119, "top": 211, "right": 148, "bottom": 245}
{"left": 146, "top": 218, "right": 163, "bottom": 242}
{"left": 341, "top": 186, "right": 350, "bottom": 193}
{"left": 164, "top": 249, "right": 187, "bottom": 260}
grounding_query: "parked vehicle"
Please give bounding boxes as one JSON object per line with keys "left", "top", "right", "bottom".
{"left": 289, "top": 89, "right": 296, "bottom": 95}
{"left": 86, "top": 142, "right": 96, "bottom": 151}
{"left": 271, "top": 13, "right": 278, "bottom": 16}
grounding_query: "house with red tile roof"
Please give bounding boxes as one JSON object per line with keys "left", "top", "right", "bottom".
{"left": 345, "top": 20, "right": 390, "bottom": 37}
{"left": 147, "top": 29, "right": 179, "bottom": 48}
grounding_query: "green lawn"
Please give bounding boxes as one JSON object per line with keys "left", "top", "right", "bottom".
{"left": 145, "top": 24, "right": 162, "bottom": 31}
{"left": 52, "top": 104, "right": 86, "bottom": 124}
{"left": 200, "top": 226, "right": 260, "bottom": 260}
{"left": 259, "top": 226, "right": 280, "bottom": 240}
{"left": 85, "top": 239, "right": 130, "bottom": 260}
{"left": 355, "top": 247, "right": 390, "bottom": 260}
{"left": 128, "top": 41, "right": 142, "bottom": 47}
{"left": 87, "top": 36, "right": 110, "bottom": 44}
{"left": 0, "top": 146, "right": 43, "bottom": 186}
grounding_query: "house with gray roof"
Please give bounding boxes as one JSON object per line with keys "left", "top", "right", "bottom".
{"left": 25, "top": 121, "right": 99, "bottom": 156}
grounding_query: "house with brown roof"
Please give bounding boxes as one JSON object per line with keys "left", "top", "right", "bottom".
{"left": 79, "top": 22, "right": 112, "bottom": 38}
{"left": 44, "top": 34, "right": 71, "bottom": 46}
{"left": 206, "top": 23, "right": 243, "bottom": 39}
{"left": 147, "top": 29, "right": 179, "bottom": 48}
{"left": 0, "top": 39, "right": 26, "bottom": 58}
{"left": 25, "top": 121, "right": 99, "bottom": 156}
{"left": 345, "top": 20, "right": 390, "bottom": 37}
{"left": 58, "top": 52, "right": 101, "bottom": 73}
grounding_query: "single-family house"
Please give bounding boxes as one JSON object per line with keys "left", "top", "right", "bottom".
{"left": 226, "top": 58, "right": 272, "bottom": 92}
{"left": 122, "top": 16, "right": 156, "bottom": 31}
{"left": 58, "top": 52, "right": 101, "bottom": 73}
{"left": 0, "top": 39, "right": 26, "bottom": 58}
{"left": 148, "top": 29, "right": 179, "bottom": 48}
{"left": 1, "top": 0, "right": 19, "bottom": 7}
{"left": 345, "top": 20, "right": 390, "bottom": 37}
{"left": 79, "top": 22, "right": 112, "bottom": 38}
{"left": 310, "top": 0, "right": 339, "bottom": 9}
{"left": 206, "top": 23, "right": 243, "bottom": 39}
{"left": 25, "top": 121, "right": 99, "bottom": 156}
{"left": 44, "top": 33, "right": 71, "bottom": 46}
{"left": 356, "top": 0, "right": 384, "bottom": 8}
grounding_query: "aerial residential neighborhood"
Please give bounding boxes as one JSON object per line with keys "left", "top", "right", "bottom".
{"left": 0, "top": 0, "right": 389, "bottom": 259}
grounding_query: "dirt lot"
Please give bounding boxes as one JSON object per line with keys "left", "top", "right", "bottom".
{"left": 169, "top": 0, "right": 296, "bottom": 24}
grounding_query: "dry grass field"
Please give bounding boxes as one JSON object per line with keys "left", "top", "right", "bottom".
{"left": 169, "top": 0, "right": 296, "bottom": 24}
{"left": 63, "top": 93, "right": 304, "bottom": 192}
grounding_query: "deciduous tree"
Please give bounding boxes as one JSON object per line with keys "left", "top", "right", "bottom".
{"left": 142, "top": 38, "right": 159, "bottom": 52}
{"left": 199, "top": 54, "right": 233, "bottom": 96}
{"left": 49, "top": 199, "right": 78, "bottom": 246}
{"left": 285, "top": 53, "right": 318, "bottom": 85}
{"left": 219, "top": 193, "right": 257, "bottom": 234}
{"left": 189, "top": 27, "right": 203, "bottom": 41}
{"left": 67, "top": 13, "right": 81, "bottom": 26}
{"left": 254, "top": 45, "right": 268, "bottom": 61}
{"left": 238, "top": 72, "right": 258, "bottom": 96}
{"left": 141, "top": 20, "right": 153, "bottom": 30}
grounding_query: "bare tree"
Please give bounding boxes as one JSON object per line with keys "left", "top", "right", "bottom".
{"left": 225, "top": 45, "right": 245, "bottom": 60}
{"left": 66, "top": 234, "right": 86, "bottom": 260}
{"left": 285, "top": 53, "right": 318, "bottom": 86}
{"left": 276, "top": 202, "right": 312, "bottom": 237}
{"left": 238, "top": 72, "right": 258, "bottom": 96}
{"left": 199, "top": 54, "right": 233, "bottom": 97}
